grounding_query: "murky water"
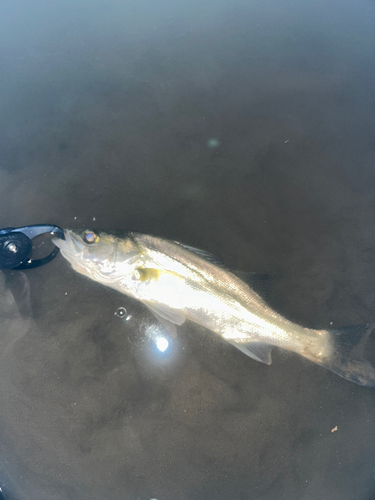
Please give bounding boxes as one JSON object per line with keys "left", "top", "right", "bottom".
{"left": 1, "top": 0, "right": 375, "bottom": 499}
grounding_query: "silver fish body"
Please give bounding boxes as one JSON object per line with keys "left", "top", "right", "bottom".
{"left": 54, "top": 229, "right": 375, "bottom": 387}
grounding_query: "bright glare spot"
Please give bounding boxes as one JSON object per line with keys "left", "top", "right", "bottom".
{"left": 156, "top": 336, "right": 169, "bottom": 352}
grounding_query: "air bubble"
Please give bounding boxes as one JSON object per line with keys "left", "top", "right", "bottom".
{"left": 115, "top": 307, "right": 127, "bottom": 318}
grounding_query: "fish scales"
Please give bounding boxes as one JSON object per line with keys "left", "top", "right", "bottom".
{"left": 53, "top": 229, "right": 375, "bottom": 387}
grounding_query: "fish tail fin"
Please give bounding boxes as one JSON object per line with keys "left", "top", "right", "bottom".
{"left": 314, "top": 324, "right": 375, "bottom": 387}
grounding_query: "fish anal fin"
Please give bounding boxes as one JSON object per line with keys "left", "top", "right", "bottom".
{"left": 226, "top": 339, "right": 273, "bottom": 365}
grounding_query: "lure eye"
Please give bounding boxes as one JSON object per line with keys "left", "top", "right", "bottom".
{"left": 83, "top": 230, "right": 98, "bottom": 244}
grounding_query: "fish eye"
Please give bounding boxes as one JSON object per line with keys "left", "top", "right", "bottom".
{"left": 83, "top": 230, "right": 98, "bottom": 244}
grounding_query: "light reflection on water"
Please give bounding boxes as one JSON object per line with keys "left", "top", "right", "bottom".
{"left": 156, "top": 336, "right": 169, "bottom": 352}
{"left": 144, "top": 324, "right": 173, "bottom": 357}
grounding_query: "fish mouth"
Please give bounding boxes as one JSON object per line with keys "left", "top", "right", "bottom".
{"left": 53, "top": 229, "right": 117, "bottom": 278}
{"left": 52, "top": 229, "right": 88, "bottom": 271}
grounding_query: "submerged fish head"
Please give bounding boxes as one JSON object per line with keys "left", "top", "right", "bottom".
{"left": 53, "top": 229, "right": 140, "bottom": 288}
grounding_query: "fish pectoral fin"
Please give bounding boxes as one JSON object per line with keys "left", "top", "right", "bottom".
{"left": 227, "top": 339, "right": 273, "bottom": 365}
{"left": 143, "top": 301, "right": 186, "bottom": 326}
{"left": 143, "top": 303, "right": 178, "bottom": 336}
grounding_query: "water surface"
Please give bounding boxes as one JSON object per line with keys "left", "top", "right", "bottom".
{"left": 1, "top": 1, "right": 375, "bottom": 499}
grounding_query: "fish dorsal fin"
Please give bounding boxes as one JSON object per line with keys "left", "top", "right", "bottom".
{"left": 227, "top": 339, "right": 273, "bottom": 365}
{"left": 174, "top": 242, "right": 225, "bottom": 267}
{"left": 174, "top": 241, "right": 273, "bottom": 299}
{"left": 233, "top": 271, "right": 272, "bottom": 300}
{"left": 143, "top": 300, "right": 186, "bottom": 326}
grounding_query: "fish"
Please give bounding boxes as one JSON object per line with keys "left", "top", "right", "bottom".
{"left": 53, "top": 229, "right": 375, "bottom": 387}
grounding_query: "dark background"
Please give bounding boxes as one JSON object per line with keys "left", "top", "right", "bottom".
{"left": 1, "top": 0, "right": 375, "bottom": 499}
